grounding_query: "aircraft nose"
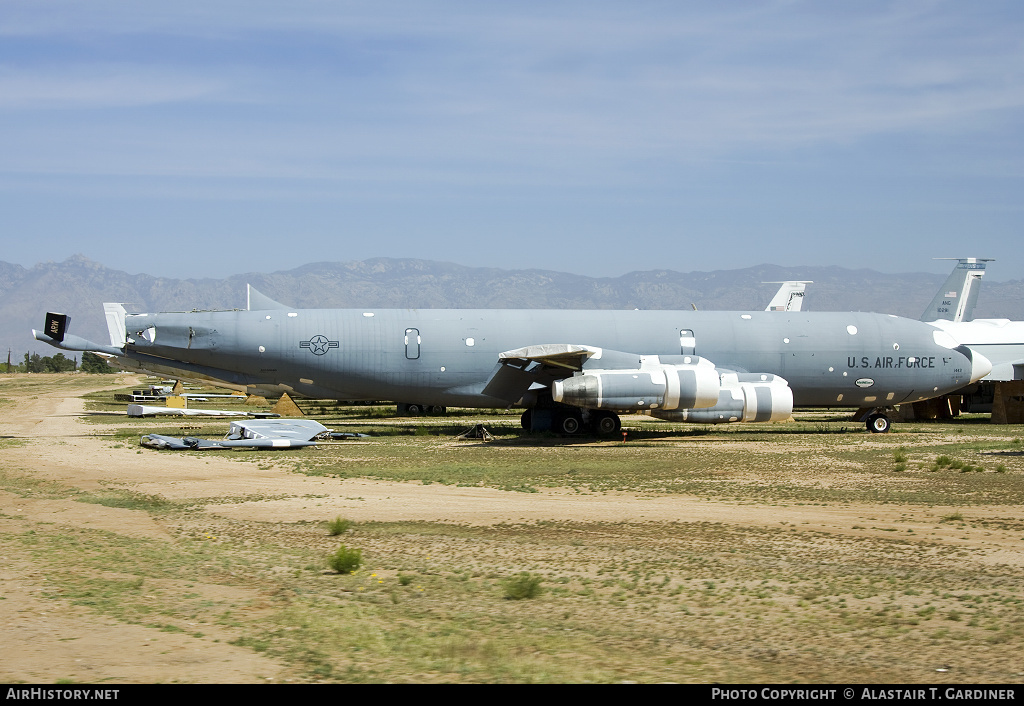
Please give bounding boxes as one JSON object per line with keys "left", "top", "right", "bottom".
{"left": 968, "top": 348, "right": 992, "bottom": 383}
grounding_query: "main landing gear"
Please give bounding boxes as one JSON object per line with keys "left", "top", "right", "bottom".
{"left": 397, "top": 403, "right": 447, "bottom": 416}
{"left": 521, "top": 408, "right": 621, "bottom": 436}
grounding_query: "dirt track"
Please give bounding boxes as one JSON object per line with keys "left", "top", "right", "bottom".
{"left": 2, "top": 374, "right": 1023, "bottom": 683}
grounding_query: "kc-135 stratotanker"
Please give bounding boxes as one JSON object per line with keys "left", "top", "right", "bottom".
{"left": 34, "top": 285, "right": 992, "bottom": 434}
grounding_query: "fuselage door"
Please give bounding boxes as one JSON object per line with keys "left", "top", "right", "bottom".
{"left": 680, "top": 329, "right": 695, "bottom": 356}
{"left": 405, "top": 328, "right": 421, "bottom": 360}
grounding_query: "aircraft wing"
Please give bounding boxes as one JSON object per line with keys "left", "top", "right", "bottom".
{"left": 481, "top": 341, "right": 790, "bottom": 423}
{"left": 482, "top": 343, "right": 694, "bottom": 405}
{"left": 483, "top": 344, "right": 645, "bottom": 403}
{"left": 482, "top": 345, "right": 588, "bottom": 403}
{"left": 498, "top": 344, "right": 602, "bottom": 368}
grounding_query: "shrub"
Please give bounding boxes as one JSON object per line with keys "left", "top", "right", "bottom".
{"left": 327, "top": 516, "right": 351, "bottom": 536}
{"left": 502, "top": 572, "right": 543, "bottom": 600}
{"left": 329, "top": 545, "right": 363, "bottom": 574}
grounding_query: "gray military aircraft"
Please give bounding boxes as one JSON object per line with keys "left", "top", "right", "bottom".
{"left": 33, "top": 285, "right": 992, "bottom": 434}
{"left": 920, "top": 258, "right": 993, "bottom": 323}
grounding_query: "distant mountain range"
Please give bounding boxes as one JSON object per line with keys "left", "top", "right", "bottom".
{"left": 4, "top": 255, "right": 1024, "bottom": 358}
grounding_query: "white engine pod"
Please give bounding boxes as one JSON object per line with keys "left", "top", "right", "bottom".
{"left": 651, "top": 373, "right": 794, "bottom": 424}
{"left": 551, "top": 360, "right": 721, "bottom": 411}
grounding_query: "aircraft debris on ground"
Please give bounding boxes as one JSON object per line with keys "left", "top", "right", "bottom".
{"left": 139, "top": 418, "right": 333, "bottom": 450}
{"left": 127, "top": 404, "right": 280, "bottom": 418}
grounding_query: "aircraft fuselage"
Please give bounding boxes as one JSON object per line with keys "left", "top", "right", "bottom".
{"left": 120, "top": 307, "right": 981, "bottom": 409}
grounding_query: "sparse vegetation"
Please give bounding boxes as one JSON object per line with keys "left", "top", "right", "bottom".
{"left": 328, "top": 545, "right": 363, "bottom": 574}
{"left": 327, "top": 516, "right": 351, "bottom": 536}
{"left": 501, "top": 572, "right": 543, "bottom": 600}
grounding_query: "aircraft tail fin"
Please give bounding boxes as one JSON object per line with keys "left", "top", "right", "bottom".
{"left": 248, "top": 284, "right": 288, "bottom": 311}
{"left": 764, "top": 281, "right": 812, "bottom": 312}
{"left": 921, "top": 258, "right": 992, "bottom": 323}
{"left": 103, "top": 303, "right": 127, "bottom": 348}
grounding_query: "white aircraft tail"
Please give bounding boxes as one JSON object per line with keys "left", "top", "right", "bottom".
{"left": 921, "top": 258, "right": 992, "bottom": 323}
{"left": 103, "top": 303, "right": 127, "bottom": 347}
{"left": 764, "top": 281, "right": 812, "bottom": 312}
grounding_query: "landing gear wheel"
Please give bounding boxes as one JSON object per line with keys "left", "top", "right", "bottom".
{"left": 406, "top": 404, "right": 423, "bottom": 416}
{"left": 590, "top": 411, "right": 621, "bottom": 435}
{"left": 555, "top": 412, "right": 583, "bottom": 435}
{"left": 521, "top": 409, "right": 533, "bottom": 430}
{"left": 429, "top": 405, "right": 446, "bottom": 415}
{"left": 866, "top": 413, "right": 891, "bottom": 434}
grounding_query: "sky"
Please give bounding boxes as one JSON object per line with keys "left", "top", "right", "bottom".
{"left": 1, "top": 1, "right": 1023, "bottom": 281}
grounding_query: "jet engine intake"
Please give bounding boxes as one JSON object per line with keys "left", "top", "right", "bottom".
{"left": 551, "top": 359, "right": 720, "bottom": 411}
{"left": 651, "top": 373, "right": 793, "bottom": 424}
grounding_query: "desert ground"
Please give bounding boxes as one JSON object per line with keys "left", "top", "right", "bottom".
{"left": 1, "top": 373, "right": 1023, "bottom": 683}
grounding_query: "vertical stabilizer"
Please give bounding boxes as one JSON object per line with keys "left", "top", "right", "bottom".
{"left": 764, "top": 281, "right": 812, "bottom": 312}
{"left": 921, "top": 258, "right": 992, "bottom": 323}
{"left": 247, "top": 284, "right": 288, "bottom": 311}
{"left": 103, "top": 303, "right": 127, "bottom": 348}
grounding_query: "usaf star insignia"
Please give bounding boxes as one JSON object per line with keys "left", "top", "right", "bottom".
{"left": 300, "top": 334, "right": 339, "bottom": 355}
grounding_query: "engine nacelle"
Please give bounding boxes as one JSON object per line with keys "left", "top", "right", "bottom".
{"left": 551, "top": 357, "right": 720, "bottom": 411}
{"left": 651, "top": 372, "right": 793, "bottom": 424}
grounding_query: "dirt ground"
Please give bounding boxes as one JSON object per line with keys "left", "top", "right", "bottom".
{"left": 2, "top": 374, "right": 1023, "bottom": 683}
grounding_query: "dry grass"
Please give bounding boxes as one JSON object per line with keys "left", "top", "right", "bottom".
{"left": 2, "top": 374, "right": 1023, "bottom": 683}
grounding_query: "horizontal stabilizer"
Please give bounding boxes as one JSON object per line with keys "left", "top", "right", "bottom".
{"left": 33, "top": 329, "right": 123, "bottom": 357}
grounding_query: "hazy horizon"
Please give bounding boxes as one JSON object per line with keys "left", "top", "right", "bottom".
{"left": 2, "top": 2, "right": 1022, "bottom": 280}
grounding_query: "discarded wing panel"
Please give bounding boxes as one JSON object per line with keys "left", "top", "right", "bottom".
{"left": 127, "top": 404, "right": 281, "bottom": 418}
{"left": 226, "top": 419, "right": 330, "bottom": 441}
{"left": 140, "top": 434, "right": 231, "bottom": 450}
{"left": 140, "top": 433, "right": 317, "bottom": 450}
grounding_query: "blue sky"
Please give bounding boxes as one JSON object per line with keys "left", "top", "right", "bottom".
{"left": 2, "top": 1, "right": 1022, "bottom": 280}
